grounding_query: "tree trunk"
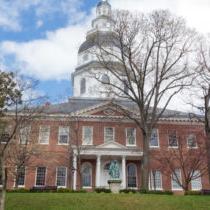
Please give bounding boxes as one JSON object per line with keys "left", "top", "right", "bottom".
{"left": 141, "top": 134, "right": 150, "bottom": 190}
{"left": 0, "top": 159, "right": 7, "bottom": 210}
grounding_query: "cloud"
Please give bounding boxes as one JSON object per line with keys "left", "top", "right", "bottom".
{"left": 0, "top": 0, "right": 86, "bottom": 31}
{"left": 110, "top": 0, "right": 210, "bottom": 33}
{"left": 0, "top": 24, "right": 89, "bottom": 80}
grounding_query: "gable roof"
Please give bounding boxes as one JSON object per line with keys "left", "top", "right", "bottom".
{"left": 42, "top": 97, "right": 200, "bottom": 120}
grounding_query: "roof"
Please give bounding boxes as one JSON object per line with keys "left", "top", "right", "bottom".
{"left": 78, "top": 31, "right": 115, "bottom": 54}
{"left": 97, "top": 0, "right": 111, "bottom": 8}
{"left": 42, "top": 97, "right": 196, "bottom": 120}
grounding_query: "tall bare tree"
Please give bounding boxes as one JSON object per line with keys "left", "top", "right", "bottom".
{"left": 92, "top": 10, "right": 197, "bottom": 190}
{"left": 0, "top": 71, "right": 44, "bottom": 210}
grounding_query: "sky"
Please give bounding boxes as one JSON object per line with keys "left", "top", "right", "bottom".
{"left": 0, "top": 0, "right": 210, "bottom": 108}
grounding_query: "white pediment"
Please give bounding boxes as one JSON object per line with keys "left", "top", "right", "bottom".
{"left": 96, "top": 142, "right": 127, "bottom": 149}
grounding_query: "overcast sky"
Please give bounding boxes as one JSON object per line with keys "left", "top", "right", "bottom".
{"left": 0, "top": 0, "right": 209, "bottom": 107}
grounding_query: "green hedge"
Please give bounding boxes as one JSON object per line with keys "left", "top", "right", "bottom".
{"left": 95, "top": 188, "right": 111, "bottom": 193}
{"left": 185, "top": 191, "right": 201, "bottom": 195}
{"left": 119, "top": 189, "right": 137, "bottom": 194}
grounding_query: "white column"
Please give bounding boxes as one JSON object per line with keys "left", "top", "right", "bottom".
{"left": 122, "top": 156, "right": 126, "bottom": 189}
{"left": 96, "top": 155, "right": 101, "bottom": 187}
{"left": 73, "top": 154, "right": 77, "bottom": 190}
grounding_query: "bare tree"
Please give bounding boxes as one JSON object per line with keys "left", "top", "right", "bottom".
{"left": 91, "top": 10, "right": 197, "bottom": 190}
{"left": 0, "top": 71, "right": 45, "bottom": 210}
{"left": 156, "top": 131, "right": 208, "bottom": 192}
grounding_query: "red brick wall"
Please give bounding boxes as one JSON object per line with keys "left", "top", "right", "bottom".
{"left": 5, "top": 118, "right": 210, "bottom": 191}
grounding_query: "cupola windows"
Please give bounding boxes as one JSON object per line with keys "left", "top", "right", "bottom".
{"left": 80, "top": 78, "right": 86, "bottom": 95}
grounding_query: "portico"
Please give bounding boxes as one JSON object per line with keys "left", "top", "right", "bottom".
{"left": 72, "top": 142, "right": 143, "bottom": 190}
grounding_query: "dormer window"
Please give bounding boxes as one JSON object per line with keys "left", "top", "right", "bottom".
{"left": 80, "top": 78, "right": 86, "bottom": 95}
{"left": 101, "top": 74, "right": 110, "bottom": 84}
{"left": 83, "top": 54, "right": 88, "bottom": 62}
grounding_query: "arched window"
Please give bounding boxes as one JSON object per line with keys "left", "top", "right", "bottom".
{"left": 82, "top": 163, "right": 92, "bottom": 187}
{"left": 127, "top": 163, "right": 137, "bottom": 188}
{"left": 80, "top": 78, "right": 86, "bottom": 94}
{"left": 101, "top": 74, "right": 110, "bottom": 84}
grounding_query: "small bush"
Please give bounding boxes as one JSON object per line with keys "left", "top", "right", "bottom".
{"left": 95, "top": 188, "right": 111, "bottom": 193}
{"left": 185, "top": 191, "right": 201, "bottom": 195}
{"left": 73, "top": 189, "right": 87, "bottom": 193}
{"left": 7, "top": 188, "right": 30, "bottom": 193}
{"left": 57, "top": 188, "right": 73, "bottom": 193}
{"left": 138, "top": 190, "right": 173, "bottom": 195}
{"left": 120, "top": 189, "right": 137, "bottom": 194}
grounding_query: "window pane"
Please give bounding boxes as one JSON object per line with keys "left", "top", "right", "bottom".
{"left": 105, "top": 127, "right": 114, "bottom": 142}
{"left": 36, "top": 167, "right": 46, "bottom": 186}
{"left": 169, "top": 130, "right": 178, "bottom": 147}
{"left": 172, "top": 169, "right": 182, "bottom": 190}
{"left": 59, "top": 127, "right": 69, "bottom": 144}
{"left": 39, "top": 126, "right": 50, "bottom": 144}
{"left": 150, "top": 129, "right": 159, "bottom": 147}
{"left": 187, "top": 134, "right": 197, "bottom": 148}
{"left": 126, "top": 128, "right": 136, "bottom": 145}
{"left": 17, "top": 166, "right": 25, "bottom": 186}
{"left": 191, "top": 171, "right": 202, "bottom": 190}
{"left": 82, "top": 127, "right": 93, "bottom": 145}
{"left": 149, "top": 170, "right": 162, "bottom": 190}
{"left": 56, "top": 167, "right": 67, "bottom": 187}
{"left": 20, "top": 127, "right": 31, "bottom": 144}
{"left": 127, "top": 164, "right": 137, "bottom": 188}
{"left": 82, "top": 164, "right": 92, "bottom": 187}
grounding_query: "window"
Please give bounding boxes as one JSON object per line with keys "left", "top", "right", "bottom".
{"left": 19, "top": 126, "right": 31, "bottom": 144}
{"left": 104, "top": 127, "right": 114, "bottom": 142}
{"left": 150, "top": 129, "right": 159, "bottom": 148}
{"left": 123, "top": 80, "right": 129, "bottom": 94}
{"left": 101, "top": 74, "right": 110, "bottom": 84}
{"left": 126, "top": 128, "right": 136, "bottom": 146}
{"left": 172, "top": 169, "right": 182, "bottom": 190}
{"left": 168, "top": 130, "right": 178, "bottom": 148}
{"left": 187, "top": 134, "right": 197, "bottom": 148}
{"left": 191, "top": 171, "right": 202, "bottom": 190}
{"left": 0, "top": 125, "right": 11, "bottom": 144}
{"left": 58, "top": 127, "right": 69, "bottom": 145}
{"left": 56, "top": 167, "right": 67, "bottom": 187}
{"left": 149, "top": 170, "right": 162, "bottom": 190}
{"left": 83, "top": 54, "right": 88, "bottom": 62}
{"left": 82, "top": 163, "right": 92, "bottom": 187}
{"left": 39, "top": 126, "right": 50, "bottom": 144}
{"left": 17, "top": 166, "right": 25, "bottom": 186}
{"left": 82, "top": 127, "right": 93, "bottom": 145}
{"left": 36, "top": 167, "right": 46, "bottom": 186}
{"left": 127, "top": 163, "right": 137, "bottom": 188}
{"left": 80, "top": 78, "right": 86, "bottom": 95}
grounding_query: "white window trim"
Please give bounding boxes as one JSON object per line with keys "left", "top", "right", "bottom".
{"left": 126, "top": 128, "right": 136, "bottom": 147}
{"left": 13, "top": 166, "right": 26, "bottom": 188}
{"left": 104, "top": 127, "right": 115, "bottom": 143}
{"left": 35, "top": 167, "right": 47, "bottom": 187}
{"left": 127, "top": 163, "right": 138, "bottom": 188}
{"left": 171, "top": 169, "right": 183, "bottom": 191}
{"left": 55, "top": 167, "right": 67, "bottom": 188}
{"left": 82, "top": 126, "right": 93, "bottom": 145}
{"left": 149, "top": 170, "right": 163, "bottom": 191}
{"left": 57, "top": 126, "right": 69, "bottom": 145}
{"left": 19, "top": 126, "right": 31, "bottom": 145}
{"left": 168, "top": 131, "right": 178, "bottom": 149}
{"left": 82, "top": 162, "right": 92, "bottom": 188}
{"left": 187, "top": 134, "right": 198, "bottom": 149}
{"left": 191, "top": 171, "right": 202, "bottom": 191}
{"left": 149, "top": 128, "right": 160, "bottom": 148}
{"left": 39, "top": 126, "right": 50, "bottom": 145}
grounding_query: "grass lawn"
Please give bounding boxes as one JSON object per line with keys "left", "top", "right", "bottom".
{"left": 5, "top": 193, "right": 210, "bottom": 210}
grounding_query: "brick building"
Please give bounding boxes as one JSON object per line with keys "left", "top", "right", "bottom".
{"left": 5, "top": 0, "right": 210, "bottom": 192}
